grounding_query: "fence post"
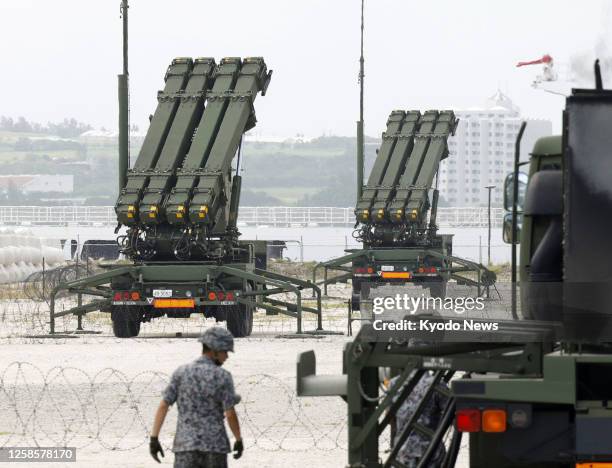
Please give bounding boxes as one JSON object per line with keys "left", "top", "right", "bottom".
{"left": 300, "top": 236, "right": 304, "bottom": 263}
{"left": 77, "top": 294, "right": 83, "bottom": 331}
{"left": 42, "top": 257, "right": 46, "bottom": 300}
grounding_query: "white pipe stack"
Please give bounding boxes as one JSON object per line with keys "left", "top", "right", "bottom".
{"left": 0, "top": 228, "right": 64, "bottom": 284}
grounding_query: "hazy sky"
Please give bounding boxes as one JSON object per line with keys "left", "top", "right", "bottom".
{"left": 0, "top": 0, "right": 609, "bottom": 138}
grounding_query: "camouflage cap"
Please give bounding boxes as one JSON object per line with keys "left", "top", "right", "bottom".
{"left": 198, "top": 327, "right": 235, "bottom": 352}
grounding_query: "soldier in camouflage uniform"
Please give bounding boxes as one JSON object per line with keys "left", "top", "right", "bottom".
{"left": 150, "top": 327, "right": 244, "bottom": 467}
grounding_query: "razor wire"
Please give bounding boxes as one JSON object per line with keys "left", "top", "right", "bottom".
{"left": 0, "top": 279, "right": 515, "bottom": 342}
{"left": 22, "top": 263, "right": 100, "bottom": 303}
{"left": 0, "top": 302, "right": 350, "bottom": 343}
{"left": 0, "top": 362, "right": 349, "bottom": 453}
{"left": 0, "top": 281, "right": 353, "bottom": 341}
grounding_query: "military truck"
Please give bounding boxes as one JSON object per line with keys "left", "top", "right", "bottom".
{"left": 297, "top": 65, "right": 612, "bottom": 466}
{"left": 48, "top": 9, "right": 322, "bottom": 338}
{"left": 313, "top": 110, "right": 496, "bottom": 308}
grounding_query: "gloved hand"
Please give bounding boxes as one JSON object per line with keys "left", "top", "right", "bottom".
{"left": 150, "top": 436, "right": 164, "bottom": 463}
{"left": 233, "top": 439, "right": 244, "bottom": 459}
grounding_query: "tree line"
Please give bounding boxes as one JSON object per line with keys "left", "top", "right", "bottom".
{"left": 0, "top": 116, "right": 92, "bottom": 138}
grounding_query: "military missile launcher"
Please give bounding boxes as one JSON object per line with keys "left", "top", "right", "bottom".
{"left": 49, "top": 56, "right": 322, "bottom": 338}
{"left": 115, "top": 56, "right": 270, "bottom": 261}
{"left": 297, "top": 64, "right": 612, "bottom": 467}
{"left": 314, "top": 109, "right": 495, "bottom": 308}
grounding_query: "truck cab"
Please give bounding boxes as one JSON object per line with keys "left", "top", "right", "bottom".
{"left": 503, "top": 135, "right": 562, "bottom": 321}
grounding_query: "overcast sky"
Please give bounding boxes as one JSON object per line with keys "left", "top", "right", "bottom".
{"left": 0, "top": 0, "right": 610, "bottom": 138}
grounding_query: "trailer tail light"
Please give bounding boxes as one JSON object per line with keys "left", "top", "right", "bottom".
{"left": 456, "top": 409, "right": 481, "bottom": 432}
{"left": 130, "top": 291, "right": 140, "bottom": 301}
{"left": 381, "top": 272, "right": 411, "bottom": 279}
{"left": 113, "top": 292, "right": 122, "bottom": 301}
{"left": 576, "top": 464, "right": 612, "bottom": 467}
{"left": 122, "top": 291, "right": 130, "bottom": 300}
{"left": 482, "top": 409, "right": 507, "bottom": 433}
{"left": 208, "top": 292, "right": 217, "bottom": 301}
{"left": 226, "top": 292, "right": 235, "bottom": 301}
{"left": 153, "top": 299, "right": 195, "bottom": 309}
{"left": 217, "top": 291, "right": 225, "bottom": 301}
{"left": 355, "top": 266, "right": 375, "bottom": 274}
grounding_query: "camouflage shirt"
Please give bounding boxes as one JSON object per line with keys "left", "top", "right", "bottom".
{"left": 163, "top": 356, "right": 241, "bottom": 453}
{"left": 390, "top": 371, "right": 448, "bottom": 467}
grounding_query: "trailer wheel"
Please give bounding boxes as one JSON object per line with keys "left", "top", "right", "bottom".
{"left": 128, "top": 319, "right": 141, "bottom": 337}
{"left": 429, "top": 281, "right": 447, "bottom": 299}
{"left": 351, "top": 279, "right": 362, "bottom": 311}
{"left": 241, "top": 300, "right": 254, "bottom": 337}
{"left": 226, "top": 305, "right": 249, "bottom": 338}
{"left": 111, "top": 307, "right": 141, "bottom": 338}
{"left": 243, "top": 304, "right": 253, "bottom": 336}
{"left": 238, "top": 282, "right": 254, "bottom": 336}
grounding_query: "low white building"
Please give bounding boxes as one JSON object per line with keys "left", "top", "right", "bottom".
{"left": 439, "top": 91, "right": 552, "bottom": 207}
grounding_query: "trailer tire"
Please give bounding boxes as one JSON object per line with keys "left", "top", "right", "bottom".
{"left": 243, "top": 304, "right": 253, "bottom": 336}
{"left": 226, "top": 305, "right": 249, "bottom": 338}
{"left": 240, "top": 282, "right": 255, "bottom": 336}
{"left": 112, "top": 316, "right": 130, "bottom": 338}
{"left": 351, "top": 279, "right": 361, "bottom": 311}
{"left": 111, "top": 307, "right": 141, "bottom": 338}
{"left": 429, "top": 281, "right": 447, "bottom": 299}
{"left": 128, "top": 319, "right": 141, "bottom": 337}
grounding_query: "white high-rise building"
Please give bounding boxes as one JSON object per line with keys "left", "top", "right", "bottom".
{"left": 438, "top": 91, "right": 552, "bottom": 207}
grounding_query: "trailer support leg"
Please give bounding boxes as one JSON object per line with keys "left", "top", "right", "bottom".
{"left": 50, "top": 293, "right": 55, "bottom": 335}
{"left": 77, "top": 293, "right": 83, "bottom": 331}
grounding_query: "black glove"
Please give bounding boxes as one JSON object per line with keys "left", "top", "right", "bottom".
{"left": 233, "top": 439, "right": 244, "bottom": 459}
{"left": 150, "top": 436, "right": 164, "bottom": 463}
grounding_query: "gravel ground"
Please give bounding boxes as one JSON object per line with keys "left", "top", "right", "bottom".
{"left": 0, "top": 281, "right": 515, "bottom": 467}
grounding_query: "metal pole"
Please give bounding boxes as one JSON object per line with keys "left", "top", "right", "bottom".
{"left": 76, "top": 235, "right": 80, "bottom": 279}
{"left": 296, "top": 291, "right": 302, "bottom": 334}
{"left": 50, "top": 290, "right": 55, "bottom": 335}
{"left": 356, "top": 0, "right": 365, "bottom": 200}
{"left": 485, "top": 185, "right": 495, "bottom": 266}
{"left": 118, "top": 0, "right": 130, "bottom": 193}
{"left": 42, "top": 257, "right": 46, "bottom": 300}
{"left": 77, "top": 293, "right": 83, "bottom": 331}
{"left": 300, "top": 236, "right": 304, "bottom": 262}
{"left": 512, "top": 122, "right": 527, "bottom": 320}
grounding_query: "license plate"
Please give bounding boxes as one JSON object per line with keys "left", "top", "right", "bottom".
{"left": 153, "top": 289, "right": 173, "bottom": 298}
{"left": 153, "top": 298, "right": 195, "bottom": 308}
{"left": 381, "top": 265, "right": 395, "bottom": 272}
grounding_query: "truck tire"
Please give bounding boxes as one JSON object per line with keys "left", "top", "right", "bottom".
{"left": 129, "top": 319, "right": 141, "bottom": 337}
{"left": 429, "top": 281, "right": 447, "bottom": 299}
{"left": 243, "top": 304, "right": 253, "bottom": 336}
{"left": 226, "top": 304, "right": 249, "bottom": 338}
{"left": 112, "top": 316, "right": 130, "bottom": 338}
{"left": 240, "top": 282, "right": 255, "bottom": 336}
{"left": 111, "top": 307, "right": 141, "bottom": 338}
{"left": 351, "top": 279, "right": 362, "bottom": 311}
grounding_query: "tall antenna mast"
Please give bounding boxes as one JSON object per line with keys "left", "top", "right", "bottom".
{"left": 356, "top": 0, "right": 365, "bottom": 200}
{"left": 118, "top": 0, "right": 130, "bottom": 192}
